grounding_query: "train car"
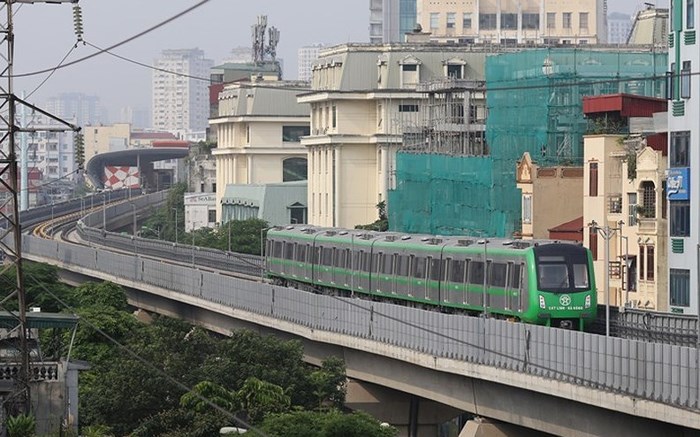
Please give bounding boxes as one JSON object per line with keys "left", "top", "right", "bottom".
{"left": 265, "top": 226, "right": 597, "bottom": 330}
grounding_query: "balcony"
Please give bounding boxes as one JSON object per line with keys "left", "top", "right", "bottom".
{"left": 637, "top": 218, "right": 658, "bottom": 234}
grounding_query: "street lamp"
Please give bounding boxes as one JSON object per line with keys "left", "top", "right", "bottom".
{"left": 588, "top": 220, "right": 622, "bottom": 337}
{"left": 172, "top": 207, "right": 178, "bottom": 244}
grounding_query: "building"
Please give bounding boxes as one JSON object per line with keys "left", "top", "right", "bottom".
{"left": 299, "top": 44, "right": 492, "bottom": 228}
{"left": 211, "top": 80, "right": 310, "bottom": 223}
{"left": 221, "top": 181, "right": 308, "bottom": 225}
{"left": 370, "top": 0, "right": 418, "bottom": 43}
{"left": 224, "top": 46, "right": 253, "bottom": 63}
{"left": 184, "top": 192, "right": 217, "bottom": 231}
{"left": 119, "top": 106, "right": 150, "bottom": 130}
{"left": 44, "top": 92, "right": 106, "bottom": 127}
{"left": 608, "top": 11, "right": 633, "bottom": 44}
{"left": 416, "top": 0, "right": 607, "bottom": 45}
{"left": 24, "top": 115, "right": 77, "bottom": 184}
{"left": 152, "top": 48, "right": 214, "bottom": 135}
{"left": 667, "top": 1, "right": 697, "bottom": 315}
{"left": 298, "top": 44, "right": 325, "bottom": 82}
{"left": 627, "top": 7, "right": 669, "bottom": 46}
{"left": 516, "top": 152, "right": 583, "bottom": 240}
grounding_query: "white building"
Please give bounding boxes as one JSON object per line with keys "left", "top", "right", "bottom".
{"left": 184, "top": 192, "right": 217, "bottom": 231}
{"left": 152, "top": 48, "right": 214, "bottom": 135}
{"left": 607, "top": 11, "right": 633, "bottom": 44}
{"left": 370, "top": 0, "right": 418, "bottom": 43}
{"left": 44, "top": 92, "right": 106, "bottom": 127}
{"left": 667, "top": 0, "right": 697, "bottom": 315}
{"left": 297, "top": 44, "right": 324, "bottom": 82}
{"left": 25, "top": 115, "right": 77, "bottom": 183}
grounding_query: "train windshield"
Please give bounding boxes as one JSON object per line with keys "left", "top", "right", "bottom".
{"left": 534, "top": 245, "right": 591, "bottom": 293}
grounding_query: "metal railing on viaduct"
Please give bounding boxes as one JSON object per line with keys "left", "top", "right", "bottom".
{"left": 16, "top": 193, "right": 700, "bottom": 436}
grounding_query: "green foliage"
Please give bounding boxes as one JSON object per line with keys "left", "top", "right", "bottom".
{"left": 80, "top": 424, "right": 113, "bottom": 437}
{"left": 261, "top": 410, "right": 398, "bottom": 437}
{"left": 6, "top": 413, "right": 35, "bottom": 437}
{"left": 355, "top": 201, "right": 389, "bottom": 232}
{"left": 0, "top": 262, "right": 71, "bottom": 313}
{"left": 219, "top": 218, "right": 270, "bottom": 255}
{"left": 310, "top": 356, "right": 347, "bottom": 410}
{"left": 142, "top": 183, "right": 187, "bottom": 243}
{"left": 236, "top": 377, "right": 290, "bottom": 423}
{"left": 180, "top": 381, "right": 237, "bottom": 414}
{"left": 72, "top": 282, "right": 128, "bottom": 310}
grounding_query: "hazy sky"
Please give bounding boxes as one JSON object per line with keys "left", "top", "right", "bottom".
{"left": 11, "top": 0, "right": 669, "bottom": 122}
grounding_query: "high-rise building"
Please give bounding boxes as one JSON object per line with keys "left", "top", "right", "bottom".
{"left": 298, "top": 44, "right": 325, "bottom": 81}
{"left": 370, "top": 0, "right": 418, "bottom": 43}
{"left": 667, "top": 0, "right": 697, "bottom": 315}
{"left": 608, "top": 11, "right": 633, "bottom": 44}
{"left": 152, "top": 48, "right": 214, "bottom": 135}
{"left": 45, "top": 92, "right": 105, "bottom": 127}
{"left": 119, "top": 106, "right": 150, "bottom": 130}
{"left": 416, "top": 0, "right": 608, "bottom": 45}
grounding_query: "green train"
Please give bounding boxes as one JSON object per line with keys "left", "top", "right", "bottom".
{"left": 265, "top": 226, "right": 597, "bottom": 330}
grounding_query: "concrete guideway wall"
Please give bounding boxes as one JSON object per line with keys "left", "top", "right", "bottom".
{"left": 20, "top": 235, "right": 700, "bottom": 434}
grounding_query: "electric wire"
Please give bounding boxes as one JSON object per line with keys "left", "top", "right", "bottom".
{"left": 7, "top": 0, "right": 213, "bottom": 79}
{"left": 24, "top": 44, "right": 77, "bottom": 100}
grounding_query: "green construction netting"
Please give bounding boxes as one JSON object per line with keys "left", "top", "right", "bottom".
{"left": 389, "top": 48, "right": 668, "bottom": 238}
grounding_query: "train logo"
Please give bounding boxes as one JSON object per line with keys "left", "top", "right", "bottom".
{"left": 559, "top": 295, "right": 572, "bottom": 306}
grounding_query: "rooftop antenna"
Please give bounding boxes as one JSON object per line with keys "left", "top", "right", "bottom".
{"left": 251, "top": 15, "right": 280, "bottom": 65}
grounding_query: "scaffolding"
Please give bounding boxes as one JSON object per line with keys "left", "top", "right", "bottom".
{"left": 389, "top": 47, "right": 667, "bottom": 237}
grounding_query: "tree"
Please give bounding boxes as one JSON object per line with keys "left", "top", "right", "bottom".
{"left": 6, "top": 413, "right": 35, "bottom": 437}
{"left": 355, "top": 201, "right": 388, "bottom": 232}
{"left": 261, "top": 410, "right": 398, "bottom": 437}
{"left": 180, "top": 381, "right": 237, "bottom": 414}
{"left": 310, "top": 356, "right": 347, "bottom": 410}
{"left": 235, "top": 377, "right": 290, "bottom": 423}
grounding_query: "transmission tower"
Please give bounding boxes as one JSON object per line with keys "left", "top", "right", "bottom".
{"left": 0, "top": 0, "right": 79, "bottom": 415}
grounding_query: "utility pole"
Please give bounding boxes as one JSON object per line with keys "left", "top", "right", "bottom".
{"left": 0, "top": 0, "right": 81, "bottom": 414}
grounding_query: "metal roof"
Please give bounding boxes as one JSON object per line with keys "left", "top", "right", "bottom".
{"left": 0, "top": 312, "right": 79, "bottom": 329}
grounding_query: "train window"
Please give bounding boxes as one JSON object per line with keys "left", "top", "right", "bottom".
{"left": 338, "top": 249, "right": 347, "bottom": 268}
{"left": 509, "top": 263, "right": 522, "bottom": 289}
{"left": 382, "top": 254, "right": 394, "bottom": 274}
{"left": 362, "top": 252, "right": 372, "bottom": 271}
{"left": 538, "top": 264, "right": 569, "bottom": 289}
{"left": 351, "top": 250, "right": 360, "bottom": 270}
{"left": 322, "top": 247, "right": 333, "bottom": 266}
{"left": 470, "top": 261, "right": 484, "bottom": 284}
{"left": 296, "top": 244, "right": 307, "bottom": 262}
{"left": 285, "top": 242, "right": 295, "bottom": 259}
{"left": 372, "top": 253, "right": 382, "bottom": 273}
{"left": 273, "top": 241, "right": 283, "bottom": 257}
{"left": 428, "top": 257, "right": 442, "bottom": 281}
{"left": 490, "top": 263, "right": 507, "bottom": 287}
{"left": 413, "top": 257, "right": 427, "bottom": 279}
{"left": 572, "top": 263, "right": 589, "bottom": 288}
{"left": 333, "top": 248, "right": 342, "bottom": 267}
{"left": 450, "top": 260, "right": 466, "bottom": 283}
{"left": 397, "top": 255, "right": 410, "bottom": 276}
{"left": 313, "top": 247, "right": 321, "bottom": 264}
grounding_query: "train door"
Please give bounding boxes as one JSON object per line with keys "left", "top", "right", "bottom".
{"left": 426, "top": 256, "right": 441, "bottom": 303}
{"left": 412, "top": 256, "right": 428, "bottom": 300}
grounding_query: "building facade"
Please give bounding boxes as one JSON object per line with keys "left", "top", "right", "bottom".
{"left": 370, "top": 0, "right": 418, "bottom": 43}
{"left": 211, "top": 81, "right": 310, "bottom": 223}
{"left": 416, "top": 0, "right": 607, "bottom": 44}
{"left": 668, "top": 0, "right": 697, "bottom": 315}
{"left": 152, "top": 48, "right": 214, "bottom": 135}
{"left": 299, "top": 44, "right": 489, "bottom": 228}
{"left": 298, "top": 44, "right": 325, "bottom": 82}
{"left": 25, "top": 115, "right": 77, "bottom": 183}
{"left": 44, "top": 92, "right": 106, "bottom": 127}
{"left": 184, "top": 192, "right": 217, "bottom": 231}
{"left": 607, "top": 11, "right": 633, "bottom": 44}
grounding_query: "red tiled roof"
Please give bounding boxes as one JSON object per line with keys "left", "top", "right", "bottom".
{"left": 548, "top": 216, "right": 584, "bottom": 242}
{"left": 583, "top": 93, "right": 667, "bottom": 118}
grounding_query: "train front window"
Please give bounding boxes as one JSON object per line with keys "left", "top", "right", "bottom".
{"left": 538, "top": 263, "right": 569, "bottom": 290}
{"left": 534, "top": 245, "right": 592, "bottom": 293}
{"left": 572, "top": 263, "right": 589, "bottom": 288}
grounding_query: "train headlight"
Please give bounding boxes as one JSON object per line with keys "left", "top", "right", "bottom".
{"left": 539, "top": 295, "right": 546, "bottom": 309}
{"left": 585, "top": 295, "right": 591, "bottom": 308}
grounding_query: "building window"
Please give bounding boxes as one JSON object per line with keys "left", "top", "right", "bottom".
{"left": 331, "top": 105, "right": 337, "bottom": 128}
{"left": 546, "top": 12, "right": 556, "bottom": 29}
{"left": 589, "top": 162, "right": 598, "bottom": 197}
{"left": 480, "top": 13, "right": 497, "bottom": 30}
{"left": 563, "top": 12, "right": 572, "bottom": 29}
{"left": 400, "top": 63, "right": 420, "bottom": 87}
{"left": 399, "top": 104, "right": 419, "bottom": 112}
{"left": 639, "top": 245, "right": 645, "bottom": 280}
{"left": 377, "top": 103, "right": 383, "bottom": 128}
{"left": 681, "top": 61, "right": 691, "bottom": 99}
{"left": 627, "top": 192, "right": 638, "bottom": 226}
{"left": 430, "top": 12, "right": 439, "bottom": 30}
{"left": 446, "top": 12, "right": 456, "bottom": 29}
{"left": 670, "top": 201, "right": 690, "bottom": 236}
{"left": 446, "top": 64, "right": 463, "bottom": 78}
{"left": 662, "top": 181, "right": 667, "bottom": 219}
{"left": 282, "top": 157, "right": 308, "bottom": 182}
{"left": 579, "top": 12, "right": 589, "bottom": 30}
{"left": 670, "top": 269, "right": 690, "bottom": 307}
{"left": 589, "top": 228, "right": 598, "bottom": 261}
{"left": 502, "top": 13, "right": 518, "bottom": 30}
{"left": 246, "top": 125, "right": 250, "bottom": 143}
{"left": 282, "top": 126, "right": 311, "bottom": 142}
{"left": 670, "top": 131, "right": 690, "bottom": 167}
{"left": 641, "top": 181, "right": 656, "bottom": 218}
{"left": 462, "top": 13, "right": 472, "bottom": 29}
{"left": 522, "top": 13, "right": 539, "bottom": 29}
{"left": 688, "top": 0, "right": 696, "bottom": 29}
{"left": 208, "top": 209, "right": 216, "bottom": 223}
{"left": 646, "top": 246, "right": 654, "bottom": 281}
{"left": 522, "top": 195, "right": 532, "bottom": 224}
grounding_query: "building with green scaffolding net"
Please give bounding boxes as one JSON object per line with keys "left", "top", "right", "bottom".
{"left": 388, "top": 47, "right": 667, "bottom": 237}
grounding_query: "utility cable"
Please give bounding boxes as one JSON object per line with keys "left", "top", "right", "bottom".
{"left": 8, "top": 0, "right": 213, "bottom": 78}
{"left": 25, "top": 44, "right": 77, "bottom": 100}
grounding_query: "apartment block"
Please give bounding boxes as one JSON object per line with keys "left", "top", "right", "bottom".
{"left": 298, "top": 44, "right": 325, "bottom": 82}
{"left": 370, "top": 0, "right": 418, "bottom": 43}
{"left": 152, "top": 48, "right": 214, "bottom": 135}
{"left": 416, "top": 0, "right": 607, "bottom": 44}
